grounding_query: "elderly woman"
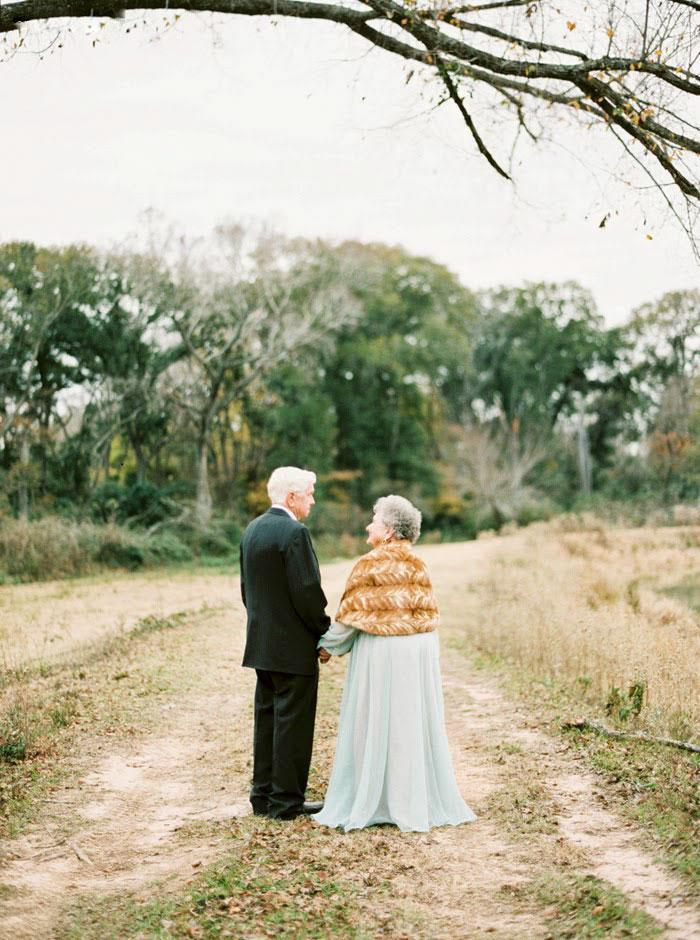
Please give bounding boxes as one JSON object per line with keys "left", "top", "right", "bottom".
{"left": 312, "top": 495, "right": 476, "bottom": 833}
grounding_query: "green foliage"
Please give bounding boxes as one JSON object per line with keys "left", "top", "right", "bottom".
{"left": 131, "top": 611, "right": 191, "bottom": 637}
{"left": 662, "top": 574, "right": 700, "bottom": 614}
{"left": 197, "top": 528, "right": 235, "bottom": 558}
{"left": 144, "top": 531, "right": 192, "bottom": 563}
{"left": 90, "top": 482, "right": 124, "bottom": 523}
{"left": 473, "top": 282, "right": 612, "bottom": 434}
{"left": 118, "top": 482, "right": 179, "bottom": 526}
{"left": 0, "top": 517, "right": 155, "bottom": 580}
{"left": 0, "top": 704, "right": 29, "bottom": 762}
{"left": 0, "top": 237, "right": 698, "bottom": 551}
{"left": 96, "top": 539, "right": 146, "bottom": 570}
{"left": 605, "top": 681, "right": 647, "bottom": 723}
{"left": 219, "top": 519, "right": 242, "bottom": 544}
{"left": 424, "top": 495, "right": 477, "bottom": 540}
{"left": 91, "top": 481, "right": 180, "bottom": 527}
{"left": 514, "top": 500, "right": 559, "bottom": 526}
{"left": 320, "top": 244, "right": 475, "bottom": 503}
{"left": 241, "top": 362, "right": 338, "bottom": 477}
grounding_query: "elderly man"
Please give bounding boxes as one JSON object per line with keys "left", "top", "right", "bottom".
{"left": 239, "top": 466, "right": 331, "bottom": 820}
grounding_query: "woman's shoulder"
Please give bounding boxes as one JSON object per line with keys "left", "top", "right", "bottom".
{"left": 348, "top": 540, "right": 428, "bottom": 583}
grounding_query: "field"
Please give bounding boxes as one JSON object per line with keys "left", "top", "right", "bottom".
{"left": 0, "top": 526, "right": 698, "bottom": 939}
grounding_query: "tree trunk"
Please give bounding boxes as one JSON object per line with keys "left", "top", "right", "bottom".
{"left": 219, "top": 424, "right": 231, "bottom": 484}
{"left": 18, "top": 435, "right": 30, "bottom": 521}
{"left": 577, "top": 408, "right": 592, "bottom": 495}
{"left": 39, "top": 398, "right": 51, "bottom": 493}
{"left": 133, "top": 439, "right": 147, "bottom": 484}
{"left": 195, "top": 432, "right": 213, "bottom": 530}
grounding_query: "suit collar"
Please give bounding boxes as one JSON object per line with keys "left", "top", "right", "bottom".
{"left": 268, "top": 506, "right": 298, "bottom": 520}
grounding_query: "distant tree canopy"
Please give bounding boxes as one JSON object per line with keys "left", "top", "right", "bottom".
{"left": 1, "top": 0, "right": 698, "bottom": 244}
{"left": 0, "top": 230, "right": 698, "bottom": 540}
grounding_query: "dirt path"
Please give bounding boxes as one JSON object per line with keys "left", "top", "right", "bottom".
{"left": 0, "top": 541, "right": 698, "bottom": 938}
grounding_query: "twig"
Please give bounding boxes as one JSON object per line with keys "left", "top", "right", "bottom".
{"left": 437, "top": 58, "right": 511, "bottom": 180}
{"left": 68, "top": 841, "right": 94, "bottom": 864}
{"left": 13, "top": 837, "right": 69, "bottom": 860}
{"left": 562, "top": 719, "right": 700, "bottom": 754}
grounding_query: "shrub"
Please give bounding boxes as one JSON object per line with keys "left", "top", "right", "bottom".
{"left": 0, "top": 517, "right": 150, "bottom": 581}
{"left": 119, "top": 482, "right": 179, "bottom": 527}
{"left": 90, "top": 481, "right": 124, "bottom": 523}
{"left": 96, "top": 539, "right": 146, "bottom": 570}
{"left": 91, "top": 481, "right": 180, "bottom": 527}
{"left": 424, "top": 496, "right": 478, "bottom": 541}
{"left": 164, "top": 517, "right": 243, "bottom": 559}
{"left": 515, "top": 500, "right": 559, "bottom": 527}
{"left": 198, "top": 528, "right": 236, "bottom": 558}
{"left": 220, "top": 519, "right": 243, "bottom": 545}
{"left": 145, "top": 531, "right": 193, "bottom": 564}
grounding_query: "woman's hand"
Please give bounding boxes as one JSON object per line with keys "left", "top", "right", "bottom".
{"left": 318, "top": 647, "right": 331, "bottom": 664}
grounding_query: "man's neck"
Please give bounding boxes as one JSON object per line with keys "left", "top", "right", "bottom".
{"left": 271, "top": 503, "right": 297, "bottom": 520}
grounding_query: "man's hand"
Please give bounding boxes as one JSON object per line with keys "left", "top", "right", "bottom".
{"left": 318, "top": 648, "right": 331, "bottom": 664}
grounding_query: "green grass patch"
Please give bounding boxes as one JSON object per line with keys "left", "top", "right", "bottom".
{"left": 563, "top": 733, "right": 700, "bottom": 885}
{"left": 59, "top": 817, "right": 410, "bottom": 939}
{"left": 525, "top": 872, "right": 663, "bottom": 938}
{"left": 661, "top": 574, "right": 700, "bottom": 615}
{"left": 0, "top": 672, "right": 93, "bottom": 837}
{"left": 485, "top": 777, "right": 560, "bottom": 837}
{"left": 130, "top": 610, "right": 193, "bottom": 639}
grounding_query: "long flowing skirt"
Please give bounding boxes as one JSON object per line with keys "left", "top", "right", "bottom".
{"left": 312, "top": 629, "right": 476, "bottom": 833}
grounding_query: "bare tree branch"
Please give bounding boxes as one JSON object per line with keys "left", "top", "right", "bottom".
{"left": 437, "top": 58, "right": 511, "bottom": 179}
{"left": 668, "top": 0, "right": 700, "bottom": 11}
{"left": 2, "top": 0, "right": 698, "bottom": 237}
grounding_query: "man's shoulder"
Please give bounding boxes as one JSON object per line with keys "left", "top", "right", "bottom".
{"left": 243, "top": 510, "right": 304, "bottom": 541}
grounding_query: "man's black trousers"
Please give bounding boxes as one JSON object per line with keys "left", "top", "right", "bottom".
{"left": 251, "top": 667, "right": 319, "bottom": 819}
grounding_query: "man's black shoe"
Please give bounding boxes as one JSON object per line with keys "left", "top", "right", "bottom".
{"left": 300, "top": 800, "right": 324, "bottom": 814}
{"left": 272, "top": 801, "right": 324, "bottom": 820}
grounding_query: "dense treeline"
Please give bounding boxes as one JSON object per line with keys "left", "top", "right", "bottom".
{"left": 0, "top": 228, "right": 698, "bottom": 576}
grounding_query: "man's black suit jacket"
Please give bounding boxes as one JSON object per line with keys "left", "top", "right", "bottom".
{"left": 239, "top": 508, "right": 331, "bottom": 676}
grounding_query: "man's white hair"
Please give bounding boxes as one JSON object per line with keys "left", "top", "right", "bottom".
{"left": 267, "top": 466, "right": 316, "bottom": 504}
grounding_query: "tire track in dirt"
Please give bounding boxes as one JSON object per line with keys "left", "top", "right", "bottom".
{"left": 0, "top": 561, "right": 354, "bottom": 939}
{"left": 438, "top": 655, "right": 700, "bottom": 939}
{"left": 0, "top": 612, "right": 253, "bottom": 939}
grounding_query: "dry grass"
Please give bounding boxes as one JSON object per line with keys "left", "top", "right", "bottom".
{"left": 468, "top": 524, "right": 700, "bottom": 741}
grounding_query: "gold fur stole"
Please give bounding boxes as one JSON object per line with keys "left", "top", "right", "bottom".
{"left": 335, "top": 540, "right": 439, "bottom": 636}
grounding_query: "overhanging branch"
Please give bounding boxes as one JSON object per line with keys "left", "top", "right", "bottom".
{"left": 1, "top": 0, "right": 698, "bottom": 223}
{"left": 437, "top": 58, "right": 511, "bottom": 179}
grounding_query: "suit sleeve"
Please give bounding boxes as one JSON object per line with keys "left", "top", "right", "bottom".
{"left": 284, "top": 527, "right": 331, "bottom": 639}
{"left": 239, "top": 542, "right": 246, "bottom": 608}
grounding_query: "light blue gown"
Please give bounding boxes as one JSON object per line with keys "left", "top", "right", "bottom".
{"left": 312, "top": 623, "right": 477, "bottom": 833}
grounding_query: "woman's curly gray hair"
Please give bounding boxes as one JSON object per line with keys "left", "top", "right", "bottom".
{"left": 374, "top": 495, "right": 422, "bottom": 544}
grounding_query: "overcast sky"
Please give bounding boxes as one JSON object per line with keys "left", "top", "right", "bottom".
{"left": 2, "top": 12, "right": 698, "bottom": 324}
